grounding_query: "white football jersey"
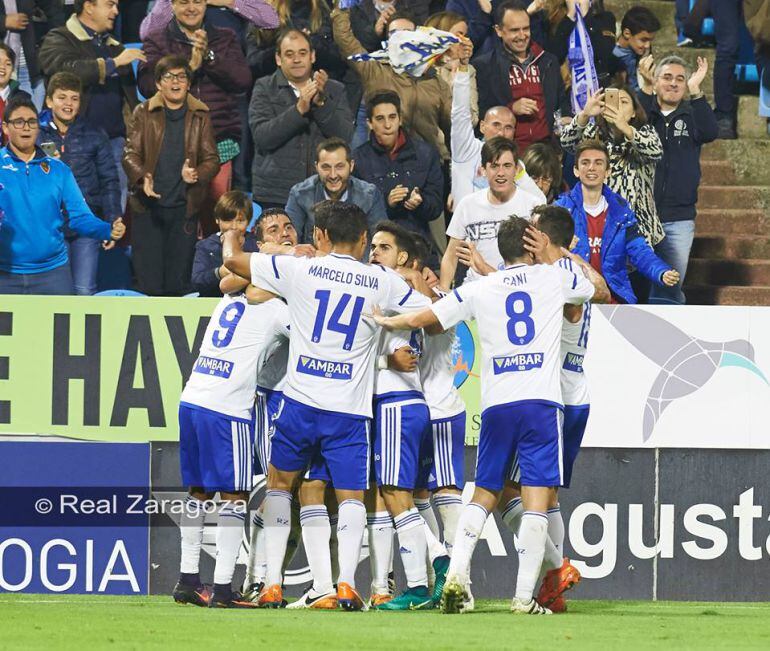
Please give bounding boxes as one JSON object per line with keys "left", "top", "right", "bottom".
{"left": 181, "top": 295, "right": 290, "bottom": 420}
{"left": 431, "top": 263, "right": 594, "bottom": 411}
{"left": 250, "top": 253, "right": 431, "bottom": 417}
{"left": 420, "top": 290, "right": 465, "bottom": 420}
{"left": 374, "top": 328, "right": 425, "bottom": 399}
{"left": 557, "top": 258, "right": 591, "bottom": 406}
{"left": 257, "top": 338, "right": 289, "bottom": 394}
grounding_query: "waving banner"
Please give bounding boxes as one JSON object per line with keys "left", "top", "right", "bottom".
{"left": 568, "top": 7, "right": 600, "bottom": 114}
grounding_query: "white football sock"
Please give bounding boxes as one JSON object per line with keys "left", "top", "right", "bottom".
{"left": 329, "top": 513, "right": 340, "bottom": 584}
{"left": 394, "top": 508, "right": 428, "bottom": 589}
{"left": 336, "top": 499, "right": 366, "bottom": 588}
{"left": 433, "top": 493, "right": 463, "bottom": 555}
{"left": 367, "top": 511, "right": 393, "bottom": 592}
{"left": 213, "top": 501, "right": 247, "bottom": 587}
{"left": 515, "top": 511, "right": 548, "bottom": 600}
{"left": 447, "top": 502, "right": 488, "bottom": 580}
{"left": 263, "top": 489, "right": 292, "bottom": 587}
{"left": 246, "top": 510, "right": 266, "bottom": 586}
{"left": 501, "top": 497, "right": 523, "bottom": 536}
{"left": 548, "top": 504, "right": 565, "bottom": 557}
{"left": 179, "top": 495, "right": 207, "bottom": 575}
{"left": 423, "top": 516, "right": 448, "bottom": 563}
{"left": 300, "top": 504, "right": 333, "bottom": 594}
{"left": 415, "top": 498, "right": 439, "bottom": 538}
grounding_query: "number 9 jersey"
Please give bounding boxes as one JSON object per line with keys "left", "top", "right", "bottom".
{"left": 431, "top": 263, "right": 595, "bottom": 411}
{"left": 249, "top": 253, "right": 431, "bottom": 418}
{"left": 180, "top": 294, "right": 290, "bottom": 421}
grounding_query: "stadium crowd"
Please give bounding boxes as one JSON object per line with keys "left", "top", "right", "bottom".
{"left": 1, "top": 0, "right": 761, "bottom": 304}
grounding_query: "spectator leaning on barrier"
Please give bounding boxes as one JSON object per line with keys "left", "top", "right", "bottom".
{"left": 37, "top": 72, "right": 122, "bottom": 296}
{"left": 191, "top": 190, "right": 258, "bottom": 297}
{"left": 450, "top": 63, "right": 545, "bottom": 208}
{"left": 38, "top": 0, "right": 143, "bottom": 204}
{"left": 554, "top": 139, "right": 679, "bottom": 305}
{"left": 612, "top": 5, "right": 659, "bottom": 94}
{"left": 332, "top": 5, "right": 452, "bottom": 160}
{"left": 285, "top": 136, "right": 387, "bottom": 245}
{"left": 123, "top": 55, "right": 220, "bottom": 297}
{"left": 249, "top": 27, "right": 353, "bottom": 209}
{"left": 560, "top": 83, "right": 665, "bottom": 251}
{"left": 353, "top": 90, "right": 443, "bottom": 250}
{"left": 139, "top": 0, "right": 252, "bottom": 208}
{"left": 637, "top": 54, "right": 718, "bottom": 306}
{"left": 0, "top": 96, "right": 125, "bottom": 295}
{"left": 472, "top": 0, "right": 570, "bottom": 153}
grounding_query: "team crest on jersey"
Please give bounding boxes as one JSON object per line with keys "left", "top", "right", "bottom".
{"left": 297, "top": 355, "right": 352, "bottom": 380}
{"left": 493, "top": 352, "right": 544, "bottom": 374}
{"left": 562, "top": 352, "right": 584, "bottom": 373}
{"left": 193, "top": 356, "right": 234, "bottom": 378}
{"left": 41, "top": 161, "right": 50, "bottom": 174}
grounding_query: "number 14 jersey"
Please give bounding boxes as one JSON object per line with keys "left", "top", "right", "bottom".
{"left": 431, "top": 263, "right": 594, "bottom": 412}
{"left": 250, "top": 253, "right": 431, "bottom": 418}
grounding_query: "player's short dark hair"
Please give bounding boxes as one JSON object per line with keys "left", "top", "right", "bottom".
{"left": 366, "top": 90, "right": 401, "bottom": 120}
{"left": 154, "top": 55, "right": 192, "bottom": 84}
{"left": 373, "top": 221, "right": 413, "bottom": 255}
{"left": 495, "top": 0, "right": 530, "bottom": 25}
{"left": 481, "top": 136, "right": 518, "bottom": 167}
{"left": 532, "top": 205, "right": 574, "bottom": 249}
{"left": 253, "top": 207, "right": 290, "bottom": 241}
{"left": 0, "top": 43, "right": 16, "bottom": 67}
{"left": 3, "top": 95, "right": 37, "bottom": 123}
{"left": 620, "top": 6, "right": 661, "bottom": 35}
{"left": 276, "top": 27, "right": 313, "bottom": 54}
{"left": 214, "top": 191, "right": 253, "bottom": 224}
{"left": 405, "top": 232, "right": 431, "bottom": 270}
{"left": 574, "top": 139, "right": 610, "bottom": 165}
{"left": 316, "top": 137, "right": 352, "bottom": 162}
{"left": 387, "top": 10, "right": 417, "bottom": 31}
{"left": 497, "top": 216, "right": 530, "bottom": 264}
{"left": 314, "top": 201, "right": 368, "bottom": 245}
{"left": 46, "top": 72, "right": 82, "bottom": 98}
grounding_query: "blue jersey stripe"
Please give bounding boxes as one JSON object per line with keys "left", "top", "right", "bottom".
{"left": 271, "top": 255, "right": 280, "bottom": 279}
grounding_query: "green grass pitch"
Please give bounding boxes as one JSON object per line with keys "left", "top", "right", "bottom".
{"left": 2, "top": 596, "right": 770, "bottom": 650}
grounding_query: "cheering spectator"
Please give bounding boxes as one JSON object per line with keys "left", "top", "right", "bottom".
{"left": 555, "top": 139, "right": 678, "bottom": 304}
{"left": 446, "top": 0, "right": 500, "bottom": 55}
{"left": 451, "top": 65, "right": 545, "bottom": 207}
{"left": 638, "top": 55, "right": 718, "bottom": 305}
{"left": 473, "top": 0, "right": 570, "bottom": 152}
{"left": 39, "top": 0, "right": 144, "bottom": 206}
{"left": 139, "top": 0, "right": 252, "bottom": 215}
{"left": 286, "top": 137, "right": 387, "bottom": 244}
{"left": 191, "top": 190, "right": 258, "bottom": 296}
{"left": 353, "top": 91, "right": 443, "bottom": 249}
{"left": 0, "top": 44, "right": 29, "bottom": 144}
{"left": 521, "top": 141, "right": 562, "bottom": 203}
{"left": 124, "top": 55, "right": 220, "bottom": 296}
{"left": 526, "top": 0, "right": 621, "bottom": 86}
{"left": 37, "top": 72, "right": 122, "bottom": 295}
{"left": 350, "top": 0, "right": 400, "bottom": 53}
{"left": 140, "top": 0, "right": 279, "bottom": 43}
{"left": 613, "top": 5, "right": 660, "bottom": 93}
{"left": 247, "top": 0, "right": 348, "bottom": 83}
{"left": 560, "top": 84, "right": 664, "bottom": 253}
{"left": 249, "top": 28, "right": 352, "bottom": 209}
{"left": 0, "top": 96, "right": 125, "bottom": 295}
{"left": 0, "top": 0, "right": 44, "bottom": 107}
{"left": 440, "top": 136, "right": 542, "bottom": 290}
{"left": 332, "top": 5, "right": 452, "bottom": 160}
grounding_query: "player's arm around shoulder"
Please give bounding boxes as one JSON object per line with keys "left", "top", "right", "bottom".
{"left": 556, "top": 251, "right": 610, "bottom": 304}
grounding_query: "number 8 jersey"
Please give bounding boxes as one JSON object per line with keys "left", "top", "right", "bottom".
{"left": 431, "top": 263, "right": 595, "bottom": 411}
{"left": 250, "top": 253, "right": 431, "bottom": 418}
{"left": 180, "top": 294, "right": 290, "bottom": 420}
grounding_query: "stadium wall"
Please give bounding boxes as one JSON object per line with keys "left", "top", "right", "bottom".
{"left": 0, "top": 299, "right": 769, "bottom": 600}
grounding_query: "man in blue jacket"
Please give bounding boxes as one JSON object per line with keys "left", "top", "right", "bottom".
{"left": 555, "top": 139, "right": 679, "bottom": 304}
{"left": 638, "top": 55, "right": 718, "bottom": 305}
{"left": 37, "top": 71, "right": 122, "bottom": 295}
{"left": 286, "top": 137, "right": 387, "bottom": 244}
{"left": 0, "top": 96, "right": 126, "bottom": 295}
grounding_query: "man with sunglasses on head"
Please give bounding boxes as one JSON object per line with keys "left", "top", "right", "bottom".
{"left": 0, "top": 95, "right": 125, "bottom": 294}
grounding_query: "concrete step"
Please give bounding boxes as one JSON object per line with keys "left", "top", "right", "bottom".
{"left": 691, "top": 233, "right": 770, "bottom": 259}
{"left": 697, "top": 185, "right": 766, "bottom": 209}
{"left": 696, "top": 209, "right": 768, "bottom": 235}
{"left": 683, "top": 284, "right": 770, "bottom": 305}
{"left": 738, "top": 96, "right": 770, "bottom": 140}
{"left": 687, "top": 258, "right": 770, "bottom": 286}
{"left": 700, "top": 160, "right": 736, "bottom": 185}
{"left": 701, "top": 140, "right": 770, "bottom": 185}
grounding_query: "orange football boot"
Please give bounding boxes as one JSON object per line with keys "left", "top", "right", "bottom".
{"left": 537, "top": 558, "right": 581, "bottom": 607}
{"left": 257, "top": 584, "right": 285, "bottom": 608}
{"left": 338, "top": 582, "right": 366, "bottom": 611}
{"left": 369, "top": 593, "right": 394, "bottom": 608}
{"left": 549, "top": 596, "right": 567, "bottom": 613}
